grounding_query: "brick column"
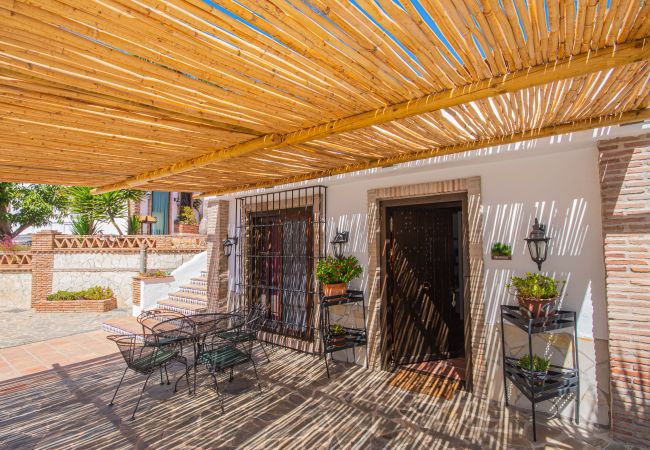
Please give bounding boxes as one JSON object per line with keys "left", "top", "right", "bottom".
{"left": 30, "top": 230, "right": 59, "bottom": 307}
{"left": 598, "top": 133, "right": 650, "bottom": 445}
{"left": 205, "top": 199, "right": 230, "bottom": 313}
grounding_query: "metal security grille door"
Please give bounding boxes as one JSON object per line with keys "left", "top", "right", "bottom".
{"left": 234, "top": 187, "right": 326, "bottom": 341}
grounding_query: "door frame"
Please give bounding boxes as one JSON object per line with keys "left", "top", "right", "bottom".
{"left": 379, "top": 194, "right": 471, "bottom": 378}
{"left": 367, "top": 177, "right": 486, "bottom": 396}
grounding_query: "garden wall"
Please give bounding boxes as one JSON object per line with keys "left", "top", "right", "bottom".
{"left": 0, "top": 234, "right": 206, "bottom": 311}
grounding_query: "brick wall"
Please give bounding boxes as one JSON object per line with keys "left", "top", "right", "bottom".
{"left": 206, "top": 199, "right": 230, "bottom": 313}
{"left": 598, "top": 133, "right": 650, "bottom": 445}
{"left": 30, "top": 230, "right": 58, "bottom": 307}
{"left": 34, "top": 297, "right": 117, "bottom": 313}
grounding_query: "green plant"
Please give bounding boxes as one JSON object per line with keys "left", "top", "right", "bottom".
{"left": 0, "top": 183, "right": 68, "bottom": 238}
{"left": 518, "top": 354, "right": 550, "bottom": 372}
{"left": 316, "top": 256, "right": 363, "bottom": 285}
{"left": 330, "top": 324, "right": 345, "bottom": 335}
{"left": 178, "top": 206, "right": 197, "bottom": 225}
{"left": 70, "top": 215, "right": 97, "bottom": 235}
{"left": 47, "top": 286, "right": 113, "bottom": 301}
{"left": 127, "top": 215, "right": 141, "bottom": 235}
{"left": 139, "top": 269, "right": 171, "bottom": 278}
{"left": 491, "top": 242, "right": 512, "bottom": 257}
{"left": 66, "top": 187, "right": 144, "bottom": 235}
{"left": 507, "top": 272, "right": 563, "bottom": 299}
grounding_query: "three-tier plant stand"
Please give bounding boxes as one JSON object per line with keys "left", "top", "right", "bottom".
{"left": 319, "top": 289, "right": 368, "bottom": 378}
{"left": 500, "top": 305, "right": 580, "bottom": 441}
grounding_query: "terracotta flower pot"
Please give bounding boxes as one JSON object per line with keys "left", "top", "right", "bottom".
{"left": 330, "top": 334, "right": 347, "bottom": 346}
{"left": 517, "top": 295, "right": 559, "bottom": 318}
{"left": 323, "top": 283, "right": 347, "bottom": 297}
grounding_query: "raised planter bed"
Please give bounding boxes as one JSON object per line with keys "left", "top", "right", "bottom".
{"left": 175, "top": 223, "right": 200, "bottom": 235}
{"left": 34, "top": 297, "right": 117, "bottom": 313}
{"left": 132, "top": 273, "right": 175, "bottom": 307}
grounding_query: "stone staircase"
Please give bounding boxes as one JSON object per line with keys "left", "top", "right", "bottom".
{"left": 102, "top": 270, "right": 208, "bottom": 335}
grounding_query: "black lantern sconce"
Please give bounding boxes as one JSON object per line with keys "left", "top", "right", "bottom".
{"left": 330, "top": 229, "right": 349, "bottom": 259}
{"left": 524, "top": 218, "right": 550, "bottom": 271}
{"left": 222, "top": 236, "right": 238, "bottom": 258}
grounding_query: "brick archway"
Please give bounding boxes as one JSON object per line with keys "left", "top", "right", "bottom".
{"left": 366, "top": 177, "right": 488, "bottom": 397}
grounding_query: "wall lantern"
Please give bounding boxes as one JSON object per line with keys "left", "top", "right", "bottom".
{"left": 524, "top": 218, "right": 550, "bottom": 271}
{"left": 330, "top": 230, "right": 349, "bottom": 259}
{"left": 222, "top": 236, "right": 238, "bottom": 257}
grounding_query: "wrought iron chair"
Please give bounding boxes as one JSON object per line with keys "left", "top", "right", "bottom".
{"left": 107, "top": 333, "right": 190, "bottom": 420}
{"left": 198, "top": 314, "right": 262, "bottom": 413}
{"left": 218, "top": 302, "right": 270, "bottom": 363}
{"left": 137, "top": 308, "right": 186, "bottom": 335}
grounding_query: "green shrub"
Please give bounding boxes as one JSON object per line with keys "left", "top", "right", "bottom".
{"left": 491, "top": 242, "right": 512, "bottom": 256}
{"left": 330, "top": 324, "right": 345, "bottom": 335}
{"left": 518, "top": 354, "right": 550, "bottom": 372}
{"left": 47, "top": 286, "right": 113, "bottom": 301}
{"left": 316, "top": 256, "right": 363, "bottom": 284}
{"left": 127, "top": 215, "right": 141, "bottom": 235}
{"left": 139, "top": 269, "right": 171, "bottom": 278}
{"left": 507, "top": 272, "right": 562, "bottom": 299}
{"left": 178, "top": 206, "right": 197, "bottom": 225}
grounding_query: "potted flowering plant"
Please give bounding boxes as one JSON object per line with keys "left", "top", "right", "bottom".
{"left": 507, "top": 272, "right": 564, "bottom": 318}
{"left": 316, "top": 255, "right": 363, "bottom": 297}
{"left": 329, "top": 323, "right": 347, "bottom": 346}
{"left": 518, "top": 354, "right": 551, "bottom": 386}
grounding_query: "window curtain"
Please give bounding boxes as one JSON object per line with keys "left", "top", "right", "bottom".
{"left": 151, "top": 192, "right": 169, "bottom": 235}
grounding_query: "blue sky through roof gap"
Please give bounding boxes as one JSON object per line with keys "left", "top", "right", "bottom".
{"left": 202, "top": 0, "right": 287, "bottom": 48}
{"left": 349, "top": 0, "right": 424, "bottom": 76}
{"left": 514, "top": 0, "right": 528, "bottom": 41}
{"left": 409, "top": 0, "right": 464, "bottom": 65}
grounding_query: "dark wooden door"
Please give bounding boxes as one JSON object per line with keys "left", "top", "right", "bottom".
{"left": 386, "top": 203, "right": 464, "bottom": 365}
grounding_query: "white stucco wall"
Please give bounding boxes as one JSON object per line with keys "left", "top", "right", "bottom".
{"left": 51, "top": 251, "right": 202, "bottom": 307}
{"left": 0, "top": 272, "right": 32, "bottom": 309}
{"left": 213, "top": 125, "right": 650, "bottom": 427}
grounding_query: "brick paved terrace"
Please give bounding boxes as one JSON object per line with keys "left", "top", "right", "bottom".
{"left": 0, "top": 331, "right": 633, "bottom": 450}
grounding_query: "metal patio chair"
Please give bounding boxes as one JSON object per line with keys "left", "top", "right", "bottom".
{"left": 137, "top": 308, "right": 186, "bottom": 335}
{"left": 107, "top": 333, "right": 190, "bottom": 420}
{"left": 218, "top": 302, "right": 271, "bottom": 363}
{"left": 198, "top": 317, "right": 262, "bottom": 413}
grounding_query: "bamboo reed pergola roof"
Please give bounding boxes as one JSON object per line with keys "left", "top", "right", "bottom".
{"left": 0, "top": 0, "right": 648, "bottom": 196}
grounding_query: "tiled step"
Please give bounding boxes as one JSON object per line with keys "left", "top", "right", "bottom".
{"left": 200, "top": 270, "right": 208, "bottom": 278}
{"left": 102, "top": 316, "right": 144, "bottom": 336}
{"left": 191, "top": 276, "right": 207, "bottom": 285}
{"left": 156, "top": 299, "right": 207, "bottom": 315}
{"left": 179, "top": 284, "right": 207, "bottom": 295}
{"left": 168, "top": 291, "right": 207, "bottom": 306}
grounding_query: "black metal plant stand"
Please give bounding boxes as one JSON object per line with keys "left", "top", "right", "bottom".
{"left": 319, "top": 290, "right": 368, "bottom": 378}
{"left": 500, "top": 305, "right": 580, "bottom": 441}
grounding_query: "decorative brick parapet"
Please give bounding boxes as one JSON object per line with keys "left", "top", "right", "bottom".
{"left": 34, "top": 297, "right": 117, "bottom": 313}
{"left": 0, "top": 252, "right": 32, "bottom": 272}
{"left": 206, "top": 199, "right": 230, "bottom": 313}
{"left": 598, "top": 133, "right": 650, "bottom": 446}
{"left": 52, "top": 235, "right": 207, "bottom": 252}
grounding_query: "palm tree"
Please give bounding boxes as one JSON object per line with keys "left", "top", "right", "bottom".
{"left": 66, "top": 187, "right": 144, "bottom": 235}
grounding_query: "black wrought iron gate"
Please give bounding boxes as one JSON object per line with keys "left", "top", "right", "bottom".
{"left": 233, "top": 187, "right": 326, "bottom": 342}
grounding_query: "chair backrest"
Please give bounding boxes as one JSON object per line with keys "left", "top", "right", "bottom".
{"left": 137, "top": 309, "right": 187, "bottom": 334}
{"left": 107, "top": 334, "right": 162, "bottom": 374}
{"left": 244, "top": 302, "right": 269, "bottom": 333}
{"left": 150, "top": 316, "right": 194, "bottom": 345}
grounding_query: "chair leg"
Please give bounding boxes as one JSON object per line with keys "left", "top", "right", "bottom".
{"left": 131, "top": 372, "right": 153, "bottom": 420}
{"left": 250, "top": 358, "right": 262, "bottom": 392}
{"left": 258, "top": 341, "right": 270, "bottom": 363}
{"left": 109, "top": 366, "right": 129, "bottom": 406}
{"left": 164, "top": 365, "right": 170, "bottom": 385}
{"left": 210, "top": 372, "right": 225, "bottom": 414}
{"left": 229, "top": 367, "right": 234, "bottom": 382}
{"left": 160, "top": 367, "right": 164, "bottom": 385}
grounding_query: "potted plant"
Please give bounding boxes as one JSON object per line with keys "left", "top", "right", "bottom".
{"left": 518, "top": 354, "right": 551, "bottom": 386}
{"left": 491, "top": 242, "right": 512, "bottom": 260}
{"left": 507, "top": 272, "right": 563, "bottom": 318}
{"left": 329, "top": 323, "right": 347, "bottom": 346}
{"left": 316, "top": 255, "right": 363, "bottom": 297}
{"left": 177, "top": 206, "right": 199, "bottom": 234}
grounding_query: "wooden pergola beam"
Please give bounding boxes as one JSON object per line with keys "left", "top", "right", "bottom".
{"left": 92, "top": 39, "right": 649, "bottom": 194}
{"left": 195, "top": 107, "right": 650, "bottom": 197}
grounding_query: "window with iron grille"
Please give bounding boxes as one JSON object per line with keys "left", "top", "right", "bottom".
{"left": 233, "top": 186, "right": 326, "bottom": 341}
